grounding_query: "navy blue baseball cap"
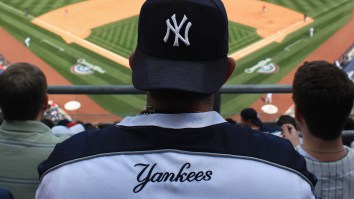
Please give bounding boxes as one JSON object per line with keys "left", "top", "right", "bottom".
{"left": 132, "top": 0, "right": 229, "bottom": 94}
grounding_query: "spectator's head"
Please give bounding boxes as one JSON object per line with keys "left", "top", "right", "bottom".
{"left": 276, "top": 115, "right": 298, "bottom": 131}
{"left": 0, "top": 63, "right": 48, "bottom": 121}
{"left": 240, "top": 108, "right": 262, "bottom": 127}
{"left": 293, "top": 61, "right": 354, "bottom": 140}
{"left": 130, "top": 0, "right": 234, "bottom": 107}
{"left": 84, "top": 123, "right": 97, "bottom": 130}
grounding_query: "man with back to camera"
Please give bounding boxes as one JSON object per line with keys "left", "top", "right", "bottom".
{"left": 0, "top": 63, "right": 69, "bottom": 199}
{"left": 36, "top": 0, "right": 317, "bottom": 198}
{"left": 282, "top": 61, "right": 354, "bottom": 199}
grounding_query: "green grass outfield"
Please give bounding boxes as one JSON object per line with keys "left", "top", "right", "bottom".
{"left": 0, "top": 0, "right": 353, "bottom": 118}
{"left": 87, "top": 18, "right": 261, "bottom": 59}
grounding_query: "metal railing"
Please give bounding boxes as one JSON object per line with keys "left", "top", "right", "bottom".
{"left": 48, "top": 84, "right": 293, "bottom": 113}
{"left": 46, "top": 85, "right": 354, "bottom": 146}
{"left": 47, "top": 84, "right": 293, "bottom": 94}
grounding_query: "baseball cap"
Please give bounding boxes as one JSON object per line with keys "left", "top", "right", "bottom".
{"left": 133, "top": 0, "right": 229, "bottom": 94}
{"left": 241, "top": 108, "right": 262, "bottom": 127}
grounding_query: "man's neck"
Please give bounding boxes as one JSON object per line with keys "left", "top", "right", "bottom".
{"left": 301, "top": 132, "right": 346, "bottom": 162}
{"left": 35, "top": 112, "right": 44, "bottom": 122}
{"left": 146, "top": 93, "right": 213, "bottom": 113}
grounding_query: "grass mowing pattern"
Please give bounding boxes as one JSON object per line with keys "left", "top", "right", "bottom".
{"left": 221, "top": 0, "right": 354, "bottom": 116}
{"left": 0, "top": 0, "right": 353, "bottom": 118}
{"left": 264, "top": 0, "right": 350, "bottom": 18}
{"left": 229, "top": 21, "right": 262, "bottom": 53}
{"left": 88, "top": 16, "right": 139, "bottom": 59}
{"left": 0, "top": 2, "right": 145, "bottom": 116}
{"left": 87, "top": 17, "right": 261, "bottom": 58}
{"left": 2, "top": 0, "right": 83, "bottom": 16}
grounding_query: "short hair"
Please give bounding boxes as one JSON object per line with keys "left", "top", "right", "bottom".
{"left": 276, "top": 115, "right": 298, "bottom": 131}
{"left": 293, "top": 61, "right": 354, "bottom": 140}
{"left": 240, "top": 108, "right": 262, "bottom": 127}
{"left": 0, "top": 63, "right": 47, "bottom": 121}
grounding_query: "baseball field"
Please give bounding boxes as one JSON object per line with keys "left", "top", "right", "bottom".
{"left": 0, "top": 0, "right": 353, "bottom": 122}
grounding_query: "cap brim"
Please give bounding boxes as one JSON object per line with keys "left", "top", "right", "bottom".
{"left": 132, "top": 48, "right": 229, "bottom": 94}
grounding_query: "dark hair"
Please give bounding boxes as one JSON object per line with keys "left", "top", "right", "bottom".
{"left": 293, "top": 61, "right": 354, "bottom": 140}
{"left": 276, "top": 115, "right": 298, "bottom": 131}
{"left": 0, "top": 63, "right": 47, "bottom": 121}
{"left": 240, "top": 108, "right": 262, "bottom": 127}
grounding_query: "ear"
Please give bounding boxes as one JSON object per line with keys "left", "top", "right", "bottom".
{"left": 224, "top": 57, "right": 236, "bottom": 83}
{"left": 129, "top": 52, "right": 135, "bottom": 70}
{"left": 294, "top": 105, "right": 303, "bottom": 123}
{"left": 42, "top": 94, "right": 49, "bottom": 111}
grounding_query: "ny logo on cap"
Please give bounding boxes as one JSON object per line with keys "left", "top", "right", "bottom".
{"left": 164, "top": 14, "right": 192, "bottom": 47}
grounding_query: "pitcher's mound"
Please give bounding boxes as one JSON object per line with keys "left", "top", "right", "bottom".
{"left": 65, "top": 100, "right": 81, "bottom": 111}
{"left": 261, "top": 104, "right": 278, "bottom": 114}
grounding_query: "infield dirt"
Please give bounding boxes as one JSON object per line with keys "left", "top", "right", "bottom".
{"left": 32, "top": 0, "right": 313, "bottom": 67}
{"left": 0, "top": 28, "right": 121, "bottom": 123}
{"left": 2, "top": 1, "right": 352, "bottom": 122}
{"left": 245, "top": 7, "right": 354, "bottom": 122}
